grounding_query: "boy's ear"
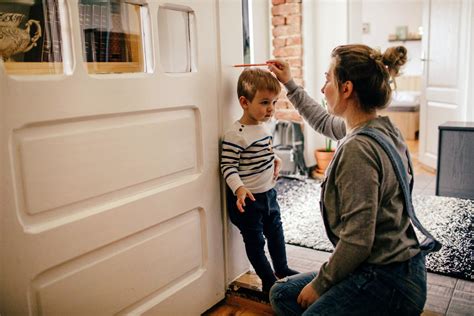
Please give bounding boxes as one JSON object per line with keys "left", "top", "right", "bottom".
{"left": 239, "top": 96, "right": 249, "bottom": 109}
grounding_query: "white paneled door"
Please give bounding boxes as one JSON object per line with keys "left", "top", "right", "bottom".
{"left": 0, "top": 0, "right": 226, "bottom": 314}
{"left": 419, "top": 0, "right": 471, "bottom": 168}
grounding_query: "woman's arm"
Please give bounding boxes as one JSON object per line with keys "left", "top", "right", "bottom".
{"left": 285, "top": 79, "right": 346, "bottom": 141}
{"left": 267, "top": 60, "right": 346, "bottom": 140}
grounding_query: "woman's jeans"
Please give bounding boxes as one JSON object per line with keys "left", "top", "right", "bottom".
{"left": 270, "top": 252, "right": 427, "bottom": 316}
{"left": 227, "top": 187, "right": 289, "bottom": 290}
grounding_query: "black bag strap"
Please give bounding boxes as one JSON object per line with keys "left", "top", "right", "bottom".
{"left": 357, "top": 128, "right": 442, "bottom": 254}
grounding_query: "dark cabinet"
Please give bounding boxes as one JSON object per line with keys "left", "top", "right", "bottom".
{"left": 436, "top": 122, "right": 474, "bottom": 200}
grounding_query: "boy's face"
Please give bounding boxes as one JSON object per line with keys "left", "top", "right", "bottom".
{"left": 240, "top": 89, "right": 279, "bottom": 124}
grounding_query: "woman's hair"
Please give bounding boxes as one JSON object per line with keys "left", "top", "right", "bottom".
{"left": 237, "top": 68, "right": 281, "bottom": 101}
{"left": 331, "top": 44, "right": 407, "bottom": 112}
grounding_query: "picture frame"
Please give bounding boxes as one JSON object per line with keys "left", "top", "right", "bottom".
{"left": 396, "top": 26, "right": 408, "bottom": 40}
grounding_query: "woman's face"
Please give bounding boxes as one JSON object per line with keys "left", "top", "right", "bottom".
{"left": 321, "top": 63, "right": 339, "bottom": 115}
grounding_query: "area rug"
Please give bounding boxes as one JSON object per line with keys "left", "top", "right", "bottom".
{"left": 275, "top": 177, "right": 473, "bottom": 281}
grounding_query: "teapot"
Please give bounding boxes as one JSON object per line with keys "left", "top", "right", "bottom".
{"left": 0, "top": 12, "right": 41, "bottom": 60}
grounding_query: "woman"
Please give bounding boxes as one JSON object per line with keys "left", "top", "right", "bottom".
{"left": 267, "top": 45, "right": 428, "bottom": 315}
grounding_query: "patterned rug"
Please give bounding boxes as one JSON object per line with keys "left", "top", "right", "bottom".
{"left": 276, "top": 177, "right": 473, "bottom": 281}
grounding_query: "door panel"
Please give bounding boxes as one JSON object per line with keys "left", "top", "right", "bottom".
{"left": 14, "top": 109, "right": 198, "bottom": 218}
{"left": 426, "top": 0, "right": 461, "bottom": 87}
{"left": 0, "top": 0, "right": 225, "bottom": 314}
{"left": 32, "top": 209, "right": 204, "bottom": 315}
{"left": 419, "top": 0, "right": 470, "bottom": 168}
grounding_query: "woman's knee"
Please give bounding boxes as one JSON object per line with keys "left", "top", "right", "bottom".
{"left": 269, "top": 279, "right": 284, "bottom": 300}
{"left": 270, "top": 273, "right": 314, "bottom": 304}
{"left": 269, "top": 281, "right": 292, "bottom": 315}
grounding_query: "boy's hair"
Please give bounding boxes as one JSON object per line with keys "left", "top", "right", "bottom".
{"left": 237, "top": 68, "right": 281, "bottom": 101}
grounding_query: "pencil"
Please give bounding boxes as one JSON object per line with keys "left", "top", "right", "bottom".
{"left": 233, "top": 63, "right": 270, "bottom": 67}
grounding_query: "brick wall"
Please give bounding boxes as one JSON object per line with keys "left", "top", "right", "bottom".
{"left": 271, "top": 0, "right": 304, "bottom": 87}
{"left": 271, "top": 0, "right": 304, "bottom": 114}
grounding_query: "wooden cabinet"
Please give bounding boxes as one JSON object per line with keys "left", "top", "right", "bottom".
{"left": 436, "top": 122, "right": 474, "bottom": 200}
{"left": 1, "top": 0, "right": 149, "bottom": 75}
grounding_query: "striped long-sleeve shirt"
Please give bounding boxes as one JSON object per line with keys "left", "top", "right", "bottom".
{"left": 221, "top": 120, "right": 276, "bottom": 194}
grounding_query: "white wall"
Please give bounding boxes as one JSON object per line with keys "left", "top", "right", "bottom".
{"left": 218, "top": 0, "right": 272, "bottom": 287}
{"left": 218, "top": 0, "right": 250, "bottom": 287}
{"left": 356, "top": 0, "right": 424, "bottom": 76}
{"left": 251, "top": 0, "right": 271, "bottom": 63}
{"left": 468, "top": 1, "right": 474, "bottom": 121}
{"left": 302, "top": 0, "right": 349, "bottom": 166}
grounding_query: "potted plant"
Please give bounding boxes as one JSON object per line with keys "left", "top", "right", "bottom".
{"left": 314, "top": 99, "right": 335, "bottom": 173}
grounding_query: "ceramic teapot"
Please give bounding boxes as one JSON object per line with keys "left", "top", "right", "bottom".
{"left": 0, "top": 12, "right": 41, "bottom": 60}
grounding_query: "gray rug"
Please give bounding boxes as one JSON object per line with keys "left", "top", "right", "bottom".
{"left": 276, "top": 177, "right": 473, "bottom": 281}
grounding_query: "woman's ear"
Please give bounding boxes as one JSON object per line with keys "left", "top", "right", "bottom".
{"left": 341, "top": 81, "right": 353, "bottom": 99}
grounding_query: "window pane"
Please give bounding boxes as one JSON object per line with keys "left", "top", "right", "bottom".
{"left": 79, "top": 0, "right": 150, "bottom": 74}
{"left": 158, "top": 6, "right": 196, "bottom": 73}
{"left": 1, "top": 0, "right": 68, "bottom": 75}
{"left": 242, "top": 0, "right": 251, "bottom": 64}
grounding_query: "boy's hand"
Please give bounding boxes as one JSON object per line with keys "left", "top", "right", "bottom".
{"left": 297, "top": 283, "right": 320, "bottom": 310}
{"left": 235, "top": 186, "right": 255, "bottom": 213}
{"left": 267, "top": 59, "right": 292, "bottom": 84}
{"left": 274, "top": 156, "right": 282, "bottom": 180}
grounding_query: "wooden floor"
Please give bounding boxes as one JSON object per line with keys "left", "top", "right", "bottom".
{"left": 203, "top": 140, "right": 474, "bottom": 315}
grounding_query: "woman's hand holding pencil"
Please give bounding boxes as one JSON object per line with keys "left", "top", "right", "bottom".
{"left": 266, "top": 59, "right": 292, "bottom": 84}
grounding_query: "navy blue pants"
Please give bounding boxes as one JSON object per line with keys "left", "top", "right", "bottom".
{"left": 227, "top": 187, "right": 290, "bottom": 291}
{"left": 270, "top": 252, "right": 427, "bottom": 315}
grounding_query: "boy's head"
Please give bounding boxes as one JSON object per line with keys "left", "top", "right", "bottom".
{"left": 237, "top": 68, "right": 281, "bottom": 124}
{"left": 237, "top": 68, "right": 281, "bottom": 102}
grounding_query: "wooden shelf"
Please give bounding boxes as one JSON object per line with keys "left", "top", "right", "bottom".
{"left": 388, "top": 38, "right": 422, "bottom": 42}
{"left": 3, "top": 61, "right": 143, "bottom": 75}
{"left": 87, "top": 62, "right": 143, "bottom": 74}
{"left": 4, "top": 62, "right": 64, "bottom": 75}
{"left": 388, "top": 34, "right": 422, "bottom": 42}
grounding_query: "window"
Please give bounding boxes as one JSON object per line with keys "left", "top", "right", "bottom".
{"left": 242, "top": 0, "right": 253, "bottom": 64}
{"left": 158, "top": 5, "right": 197, "bottom": 73}
{"left": 79, "top": 0, "right": 152, "bottom": 74}
{"left": 1, "top": 0, "right": 71, "bottom": 75}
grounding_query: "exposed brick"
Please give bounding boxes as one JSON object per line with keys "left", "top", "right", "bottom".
{"left": 272, "top": 16, "right": 285, "bottom": 26}
{"left": 272, "top": 24, "right": 300, "bottom": 37}
{"left": 272, "top": 0, "right": 303, "bottom": 88}
{"left": 273, "top": 38, "right": 286, "bottom": 48}
{"left": 272, "top": 3, "right": 300, "bottom": 16}
{"left": 286, "top": 36, "right": 302, "bottom": 46}
{"left": 287, "top": 46, "right": 302, "bottom": 56}
{"left": 272, "top": 0, "right": 286, "bottom": 5}
{"left": 285, "top": 15, "right": 301, "bottom": 25}
{"left": 273, "top": 46, "right": 302, "bottom": 58}
{"left": 288, "top": 59, "right": 303, "bottom": 67}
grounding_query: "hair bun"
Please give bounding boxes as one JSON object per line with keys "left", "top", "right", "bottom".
{"left": 383, "top": 46, "right": 407, "bottom": 77}
{"left": 369, "top": 49, "right": 383, "bottom": 62}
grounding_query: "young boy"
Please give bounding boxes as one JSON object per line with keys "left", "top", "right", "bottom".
{"left": 221, "top": 68, "right": 298, "bottom": 293}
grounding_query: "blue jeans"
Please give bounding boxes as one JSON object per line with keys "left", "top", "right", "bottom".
{"left": 227, "top": 187, "right": 290, "bottom": 291}
{"left": 270, "top": 252, "right": 427, "bottom": 315}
